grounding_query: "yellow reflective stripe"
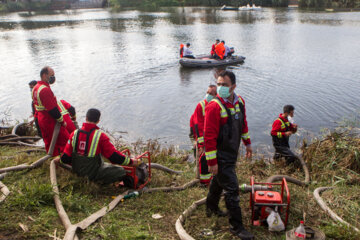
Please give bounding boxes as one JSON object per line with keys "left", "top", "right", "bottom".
{"left": 228, "top": 108, "right": 236, "bottom": 115}
{"left": 235, "top": 103, "right": 241, "bottom": 113}
{"left": 34, "top": 85, "right": 47, "bottom": 111}
{"left": 122, "top": 156, "right": 131, "bottom": 166}
{"left": 278, "top": 118, "right": 286, "bottom": 129}
{"left": 197, "top": 136, "right": 204, "bottom": 144}
{"left": 72, "top": 130, "right": 79, "bottom": 152}
{"left": 56, "top": 115, "right": 64, "bottom": 123}
{"left": 285, "top": 122, "right": 290, "bottom": 127}
{"left": 200, "top": 100, "right": 206, "bottom": 116}
{"left": 58, "top": 101, "right": 69, "bottom": 115}
{"left": 277, "top": 132, "right": 282, "bottom": 138}
{"left": 88, "top": 130, "right": 101, "bottom": 157}
{"left": 200, "top": 173, "right": 212, "bottom": 180}
{"left": 211, "top": 99, "right": 228, "bottom": 118}
{"left": 205, "top": 150, "right": 217, "bottom": 161}
{"left": 241, "top": 132, "right": 250, "bottom": 140}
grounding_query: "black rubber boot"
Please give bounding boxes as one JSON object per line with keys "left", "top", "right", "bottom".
{"left": 230, "top": 226, "right": 255, "bottom": 240}
{"left": 206, "top": 207, "right": 227, "bottom": 217}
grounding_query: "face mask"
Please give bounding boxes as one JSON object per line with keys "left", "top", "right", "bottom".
{"left": 217, "top": 86, "right": 231, "bottom": 99}
{"left": 49, "top": 76, "right": 56, "bottom": 84}
{"left": 205, "top": 94, "right": 214, "bottom": 102}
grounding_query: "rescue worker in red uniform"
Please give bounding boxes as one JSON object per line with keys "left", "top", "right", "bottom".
{"left": 59, "top": 108, "right": 140, "bottom": 186}
{"left": 190, "top": 84, "right": 217, "bottom": 185}
{"left": 28, "top": 80, "right": 42, "bottom": 138}
{"left": 204, "top": 71, "right": 254, "bottom": 240}
{"left": 32, "top": 67, "right": 69, "bottom": 156}
{"left": 271, "top": 105, "right": 298, "bottom": 165}
{"left": 58, "top": 99, "right": 77, "bottom": 134}
{"left": 214, "top": 41, "right": 225, "bottom": 60}
{"left": 211, "top": 39, "right": 220, "bottom": 57}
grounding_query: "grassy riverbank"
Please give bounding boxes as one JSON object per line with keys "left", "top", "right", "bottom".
{"left": 0, "top": 130, "right": 359, "bottom": 239}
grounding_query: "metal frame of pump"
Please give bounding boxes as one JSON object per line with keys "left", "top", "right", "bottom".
{"left": 249, "top": 176, "right": 290, "bottom": 228}
{"left": 120, "top": 149, "right": 152, "bottom": 190}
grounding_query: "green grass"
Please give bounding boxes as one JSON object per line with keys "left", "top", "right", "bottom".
{"left": 1, "top": 132, "right": 360, "bottom": 239}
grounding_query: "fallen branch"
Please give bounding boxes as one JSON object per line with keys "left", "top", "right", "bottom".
{"left": 0, "top": 181, "right": 10, "bottom": 203}
{"left": 313, "top": 187, "right": 359, "bottom": 232}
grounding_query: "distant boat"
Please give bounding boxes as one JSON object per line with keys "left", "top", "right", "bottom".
{"left": 179, "top": 55, "right": 245, "bottom": 68}
{"left": 220, "top": 5, "right": 239, "bottom": 11}
{"left": 239, "top": 4, "right": 262, "bottom": 10}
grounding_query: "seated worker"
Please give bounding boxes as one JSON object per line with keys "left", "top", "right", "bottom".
{"left": 222, "top": 41, "right": 231, "bottom": 59}
{"left": 59, "top": 108, "right": 140, "bottom": 186}
{"left": 58, "top": 99, "right": 77, "bottom": 134}
{"left": 214, "top": 41, "right": 225, "bottom": 60}
{"left": 28, "top": 80, "right": 42, "bottom": 137}
{"left": 228, "top": 47, "right": 235, "bottom": 57}
{"left": 180, "top": 43, "right": 184, "bottom": 58}
{"left": 211, "top": 39, "right": 220, "bottom": 57}
{"left": 191, "top": 84, "right": 217, "bottom": 185}
{"left": 271, "top": 105, "right": 298, "bottom": 165}
{"left": 183, "top": 43, "right": 195, "bottom": 59}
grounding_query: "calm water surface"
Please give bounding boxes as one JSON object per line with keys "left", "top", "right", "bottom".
{"left": 1, "top": 8, "right": 360, "bottom": 152}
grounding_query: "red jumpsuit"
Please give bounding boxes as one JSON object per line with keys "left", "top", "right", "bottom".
{"left": 32, "top": 81, "right": 69, "bottom": 156}
{"left": 191, "top": 99, "right": 212, "bottom": 184}
{"left": 58, "top": 100, "right": 76, "bottom": 134}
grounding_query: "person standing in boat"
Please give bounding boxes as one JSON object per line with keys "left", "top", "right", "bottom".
{"left": 271, "top": 105, "right": 299, "bottom": 165}
{"left": 211, "top": 39, "right": 220, "bottom": 57}
{"left": 183, "top": 43, "right": 195, "bottom": 59}
{"left": 222, "top": 41, "right": 231, "bottom": 59}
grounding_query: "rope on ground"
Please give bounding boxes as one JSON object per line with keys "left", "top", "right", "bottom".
{"left": 175, "top": 197, "right": 206, "bottom": 240}
{"left": 313, "top": 187, "right": 359, "bottom": 232}
{"left": 0, "top": 181, "right": 10, "bottom": 203}
{"left": 0, "top": 123, "right": 60, "bottom": 174}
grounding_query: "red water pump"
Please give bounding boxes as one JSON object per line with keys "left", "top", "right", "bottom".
{"left": 120, "top": 149, "right": 151, "bottom": 190}
{"left": 249, "top": 176, "right": 290, "bottom": 228}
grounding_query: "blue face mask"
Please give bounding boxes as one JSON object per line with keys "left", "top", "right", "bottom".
{"left": 217, "top": 86, "right": 231, "bottom": 99}
{"left": 205, "top": 94, "right": 214, "bottom": 102}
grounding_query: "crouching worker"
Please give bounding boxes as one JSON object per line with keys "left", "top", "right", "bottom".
{"left": 58, "top": 108, "right": 140, "bottom": 187}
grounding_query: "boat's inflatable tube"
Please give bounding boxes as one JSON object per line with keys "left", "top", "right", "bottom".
{"left": 180, "top": 55, "right": 245, "bottom": 68}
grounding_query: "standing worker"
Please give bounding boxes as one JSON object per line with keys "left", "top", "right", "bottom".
{"left": 271, "top": 105, "right": 298, "bottom": 165}
{"left": 204, "top": 71, "right": 254, "bottom": 239}
{"left": 58, "top": 99, "right": 77, "bottom": 134}
{"left": 28, "top": 80, "right": 42, "bottom": 137}
{"left": 191, "top": 84, "right": 217, "bottom": 185}
{"left": 211, "top": 39, "right": 220, "bottom": 57}
{"left": 32, "top": 66, "right": 69, "bottom": 156}
{"left": 59, "top": 108, "right": 140, "bottom": 186}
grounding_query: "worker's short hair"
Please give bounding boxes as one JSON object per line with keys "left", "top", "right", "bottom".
{"left": 40, "top": 66, "right": 49, "bottom": 78}
{"left": 86, "top": 108, "right": 101, "bottom": 123}
{"left": 283, "top": 105, "right": 295, "bottom": 114}
{"left": 28, "top": 80, "right": 37, "bottom": 88}
{"left": 186, "top": 43, "right": 190, "bottom": 46}
{"left": 216, "top": 39, "right": 220, "bottom": 42}
{"left": 219, "top": 71, "right": 236, "bottom": 85}
{"left": 221, "top": 40, "right": 225, "bottom": 44}
{"left": 208, "top": 84, "right": 216, "bottom": 88}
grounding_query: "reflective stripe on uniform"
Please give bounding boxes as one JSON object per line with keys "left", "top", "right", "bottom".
{"left": 34, "top": 85, "right": 47, "bottom": 111}
{"left": 200, "top": 173, "right": 212, "bottom": 180}
{"left": 197, "top": 136, "right": 204, "bottom": 144}
{"left": 278, "top": 118, "right": 289, "bottom": 129}
{"left": 277, "top": 132, "right": 282, "bottom": 138}
{"left": 72, "top": 130, "right": 79, "bottom": 152}
{"left": 122, "top": 156, "right": 131, "bottom": 166}
{"left": 237, "top": 95, "right": 244, "bottom": 105}
{"left": 88, "top": 130, "right": 102, "bottom": 157}
{"left": 56, "top": 115, "right": 64, "bottom": 123}
{"left": 241, "top": 132, "right": 250, "bottom": 140}
{"left": 205, "top": 150, "right": 217, "bottom": 161}
{"left": 211, "top": 99, "right": 228, "bottom": 118}
{"left": 58, "top": 101, "right": 69, "bottom": 115}
{"left": 200, "top": 100, "right": 206, "bottom": 116}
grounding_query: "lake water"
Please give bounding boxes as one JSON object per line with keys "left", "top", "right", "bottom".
{"left": 1, "top": 7, "right": 360, "bottom": 153}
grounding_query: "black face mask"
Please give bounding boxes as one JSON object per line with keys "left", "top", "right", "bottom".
{"left": 49, "top": 76, "right": 56, "bottom": 84}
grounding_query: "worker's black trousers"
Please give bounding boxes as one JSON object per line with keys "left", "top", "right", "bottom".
{"left": 273, "top": 145, "right": 298, "bottom": 164}
{"left": 206, "top": 163, "right": 243, "bottom": 230}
